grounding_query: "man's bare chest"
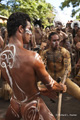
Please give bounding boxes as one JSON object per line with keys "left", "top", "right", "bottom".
{"left": 46, "top": 50, "right": 63, "bottom": 63}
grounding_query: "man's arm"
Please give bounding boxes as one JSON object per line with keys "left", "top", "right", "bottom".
{"left": 34, "top": 53, "right": 66, "bottom": 92}
{"left": 63, "top": 49, "right": 71, "bottom": 77}
{"left": 61, "top": 31, "right": 68, "bottom": 40}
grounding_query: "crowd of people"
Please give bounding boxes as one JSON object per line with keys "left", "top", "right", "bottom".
{"left": 0, "top": 12, "right": 80, "bottom": 120}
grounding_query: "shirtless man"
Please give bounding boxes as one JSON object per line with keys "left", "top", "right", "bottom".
{"left": 34, "top": 25, "right": 42, "bottom": 45}
{"left": 41, "top": 32, "right": 80, "bottom": 101}
{"left": 55, "top": 21, "right": 71, "bottom": 52}
{"left": 0, "top": 12, "right": 66, "bottom": 120}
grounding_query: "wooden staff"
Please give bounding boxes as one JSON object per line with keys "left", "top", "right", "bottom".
{"left": 57, "top": 70, "right": 68, "bottom": 120}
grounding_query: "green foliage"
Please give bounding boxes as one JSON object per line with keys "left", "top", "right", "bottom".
{"left": 0, "top": 0, "right": 55, "bottom": 26}
{"left": 0, "top": 22, "right": 7, "bottom": 27}
{"left": 76, "top": 13, "right": 80, "bottom": 20}
{"left": 60, "top": 0, "right": 80, "bottom": 17}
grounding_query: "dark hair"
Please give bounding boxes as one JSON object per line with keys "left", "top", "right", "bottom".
{"left": 48, "top": 32, "right": 59, "bottom": 40}
{"left": 7, "top": 12, "right": 31, "bottom": 37}
{"left": 74, "top": 23, "right": 78, "bottom": 27}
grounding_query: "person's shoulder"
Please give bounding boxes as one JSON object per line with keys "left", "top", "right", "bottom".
{"left": 23, "top": 50, "right": 40, "bottom": 67}
{"left": 28, "top": 50, "right": 36, "bottom": 55}
{"left": 26, "top": 50, "right": 37, "bottom": 59}
{"left": 60, "top": 47, "right": 70, "bottom": 55}
{"left": 23, "top": 49, "right": 36, "bottom": 61}
{"left": 61, "top": 46, "right": 68, "bottom": 52}
{"left": 33, "top": 52, "right": 44, "bottom": 68}
{"left": 27, "top": 50, "right": 42, "bottom": 61}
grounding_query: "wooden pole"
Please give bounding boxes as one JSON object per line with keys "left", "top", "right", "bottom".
{"left": 57, "top": 70, "right": 68, "bottom": 120}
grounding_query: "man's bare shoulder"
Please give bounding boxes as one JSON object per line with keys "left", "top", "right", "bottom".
{"left": 60, "top": 47, "right": 70, "bottom": 58}
{"left": 23, "top": 49, "right": 37, "bottom": 62}
{"left": 28, "top": 51, "right": 45, "bottom": 68}
{"left": 23, "top": 50, "right": 44, "bottom": 66}
{"left": 25, "top": 49, "right": 36, "bottom": 56}
{"left": 60, "top": 47, "right": 69, "bottom": 53}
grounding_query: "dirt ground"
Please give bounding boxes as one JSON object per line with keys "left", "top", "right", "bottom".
{"left": 42, "top": 93, "right": 80, "bottom": 120}
{"left": 0, "top": 92, "right": 80, "bottom": 120}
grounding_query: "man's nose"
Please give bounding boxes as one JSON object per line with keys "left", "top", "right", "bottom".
{"left": 56, "top": 41, "right": 59, "bottom": 45}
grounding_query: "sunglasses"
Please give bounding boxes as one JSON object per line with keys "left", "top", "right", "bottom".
{"left": 25, "top": 28, "right": 32, "bottom": 35}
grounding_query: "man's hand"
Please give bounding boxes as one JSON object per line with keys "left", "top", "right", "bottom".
{"left": 59, "top": 83, "right": 67, "bottom": 93}
{"left": 52, "top": 81, "right": 67, "bottom": 93}
{"left": 38, "top": 81, "right": 67, "bottom": 99}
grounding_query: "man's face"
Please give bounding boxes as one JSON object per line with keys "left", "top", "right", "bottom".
{"left": 50, "top": 34, "right": 60, "bottom": 49}
{"left": 23, "top": 21, "right": 32, "bottom": 44}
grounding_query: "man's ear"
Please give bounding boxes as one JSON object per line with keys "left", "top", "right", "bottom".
{"left": 18, "top": 25, "right": 24, "bottom": 34}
